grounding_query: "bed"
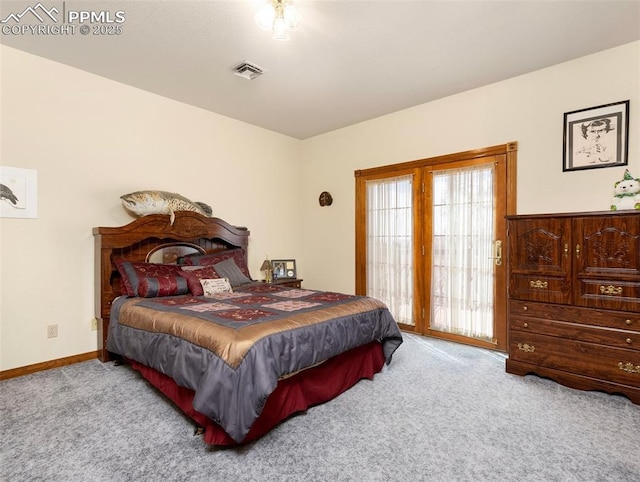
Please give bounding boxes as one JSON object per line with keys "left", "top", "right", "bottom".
{"left": 94, "top": 212, "right": 403, "bottom": 446}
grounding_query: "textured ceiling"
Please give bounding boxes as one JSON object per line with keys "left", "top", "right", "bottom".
{"left": 1, "top": 1, "right": 639, "bottom": 139}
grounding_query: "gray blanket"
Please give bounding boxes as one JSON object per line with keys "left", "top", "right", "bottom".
{"left": 107, "top": 283, "right": 403, "bottom": 442}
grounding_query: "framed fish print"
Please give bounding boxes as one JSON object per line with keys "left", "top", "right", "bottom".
{"left": 0, "top": 166, "right": 38, "bottom": 218}
{"left": 563, "top": 100, "right": 629, "bottom": 172}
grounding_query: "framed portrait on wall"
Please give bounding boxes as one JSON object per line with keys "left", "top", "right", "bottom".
{"left": 563, "top": 100, "right": 629, "bottom": 172}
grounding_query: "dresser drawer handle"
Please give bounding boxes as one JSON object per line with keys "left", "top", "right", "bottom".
{"left": 618, "top": 362, "right": 640, "bottom": 374}
{"left": 625, "top": 319, "right": 632, "bottom": 326}
{"left": 600, "top": 285, "right": 623, "bottom": 296}
{"left": 626, "top": 338, "right": 632, "bottom": 345}
{"left": 523, "top": 322, "right": 529, "bottom": 328}
{"left": 517, "top": 343, "right": 535, "bottom": 353}
{"left": 523, "top": 305, "right": 528, "bottom": 311}
{"left": 529, "top": 280, "right": 548, "bottom": 289}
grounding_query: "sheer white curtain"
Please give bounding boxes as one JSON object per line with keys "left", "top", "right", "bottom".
{"left": 430, "top": 164, "right": 495, "bottom": 340}
{"left": 366, "top": 175, "right": 413, "bottom": 325}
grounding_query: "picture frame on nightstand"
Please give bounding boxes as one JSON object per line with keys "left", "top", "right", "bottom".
{"left": 272, "top": 259, "right": 296, "bottom": 279}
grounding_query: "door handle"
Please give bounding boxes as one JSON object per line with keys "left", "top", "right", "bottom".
{"left": 489, "top": 240, "right": 502, "bottom": 266}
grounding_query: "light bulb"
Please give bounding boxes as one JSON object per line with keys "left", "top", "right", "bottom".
{"left": 272, "top": 16, "right": 290, "bottom": 40}
{"left": 283, "top": 4, "right": 301, "bottom": 30}
{"left": 255, "top": 3, "right": 275, "bottom": 30}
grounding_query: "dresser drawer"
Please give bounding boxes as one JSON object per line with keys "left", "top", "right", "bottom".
{"left": 509, "top": 300, "right": 640, "bottom": 332}
{"left": 509, "top": 331, "right": 640, "bottom": 388}
{"left": 509, "top": 316, "right": 640, "bottom": 351}
{"left": 576, "top": 278, "right": 640, "bottom": 312}
{"left": 509, "top": 274, "right": 571, "bottom": 304}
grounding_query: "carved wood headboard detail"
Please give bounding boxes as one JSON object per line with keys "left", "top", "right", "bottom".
{"left": 93, "top": 211, "right": 250, "bottom": 362}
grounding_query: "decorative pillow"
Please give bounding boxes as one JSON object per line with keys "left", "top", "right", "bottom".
{"left": 138, "top": 276, "right": 189, "bottom": 298}
{"left": 200, "top": 278, "right": 233, "bottom": 297}
{"left": 213, "top": 257, "right": 252, "bottom": 287}
{"left": 180, "top": 266, "right": 219, "bottom": 296}
{"left": 115, "top": 259, "right": 185, "bottom": 297}
{"left": 182, "top": 248, "right": 251, "bottom": 279}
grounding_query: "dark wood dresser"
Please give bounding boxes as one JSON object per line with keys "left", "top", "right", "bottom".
{"left": 506, "top": 211, "right": 640, "bottom": 404}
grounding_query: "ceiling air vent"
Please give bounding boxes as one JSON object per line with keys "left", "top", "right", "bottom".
{"left": 232, "top": 61, "right": 265, "bottom": 80}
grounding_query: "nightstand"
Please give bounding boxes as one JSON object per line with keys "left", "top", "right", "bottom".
{"left": 269, "top": 278, "right": 303, "bottom": 288}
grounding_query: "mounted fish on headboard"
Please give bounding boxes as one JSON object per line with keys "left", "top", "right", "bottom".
{"left": 120, "top": 190, "right": 212, "bottom": 225}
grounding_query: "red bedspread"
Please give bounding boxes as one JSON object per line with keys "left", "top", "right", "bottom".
{"left": 128, "top": 340, "right": 385, "bottom": 445}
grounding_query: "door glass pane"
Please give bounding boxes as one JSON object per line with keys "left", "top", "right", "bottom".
{"left": 430, "top": 164, "right": 495, "bottom": 340}
{"left": 366, "top": 175, "right": 413, "bottom": 325}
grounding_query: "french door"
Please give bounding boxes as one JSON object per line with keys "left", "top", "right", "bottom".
{"left": 355, "top": 143, "right": 516, "bottom": 351}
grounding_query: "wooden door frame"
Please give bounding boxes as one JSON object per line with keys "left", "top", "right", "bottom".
{"left": 355, "top": 142, "right": 517, "bottom": 350}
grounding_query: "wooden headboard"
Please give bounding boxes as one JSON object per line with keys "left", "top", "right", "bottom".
{"left": 93, "top": 211, "right": 250, "bottom": 362}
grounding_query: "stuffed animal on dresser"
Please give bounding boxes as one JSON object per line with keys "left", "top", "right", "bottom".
{"left": 611, "top": 169, "right": 640, "bottom": 211}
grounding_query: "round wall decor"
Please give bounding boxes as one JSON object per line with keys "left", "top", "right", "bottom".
{"left": 319, "top": 191, "right": 333, "bottom": 207}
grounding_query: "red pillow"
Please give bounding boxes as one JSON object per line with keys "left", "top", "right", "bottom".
{"left": 115, "top": 260, "right": 185, "bottom": 297}
{"left": 180, "top": 266, "right": 220, "bottom": 296}
{"left": 182, "top": 248, "right": 251, "bottom": 279}
{"left": 138, "top": 276, "right": 189, "bottom": 298}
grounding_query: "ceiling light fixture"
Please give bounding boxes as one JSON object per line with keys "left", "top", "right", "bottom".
{"left": 255, "top": 0, "right": 301, "bottom": 41}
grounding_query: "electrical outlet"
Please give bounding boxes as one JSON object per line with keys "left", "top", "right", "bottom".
{"left": 47, "top": 324, "right": 58, "bottom": 338}
{"left": 91, "top": 318, "right": 98, "bottom": 331}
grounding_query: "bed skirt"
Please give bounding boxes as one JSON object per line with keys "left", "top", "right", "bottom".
{"left": 128, "top": 340, "right": 385, "bottom": 446}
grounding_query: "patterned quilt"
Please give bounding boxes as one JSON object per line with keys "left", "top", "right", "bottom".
{"left": 107, "top": 283, "right": 403, "bottom": 442}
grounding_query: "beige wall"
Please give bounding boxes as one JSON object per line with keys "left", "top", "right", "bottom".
{"left": 299, "top": 42, "right": 639, "bottom": 293}
{"left": 0, "top": 45, "right": 302, "bottom": 370}
{"left": 1, "top": 41, "right": 638, "bottom": 371}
